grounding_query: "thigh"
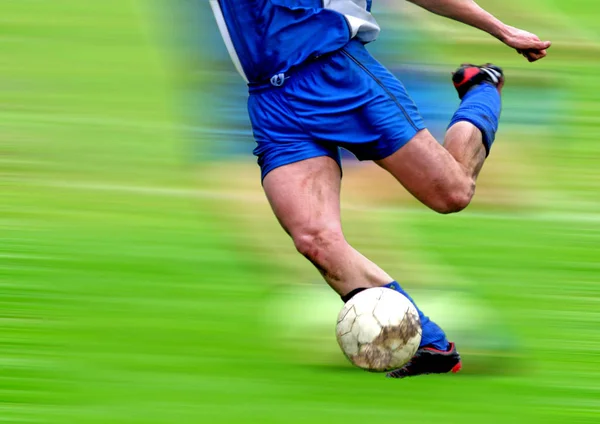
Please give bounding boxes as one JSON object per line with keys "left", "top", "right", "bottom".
{"left": 375, "top": 128, "right": 472, "bottom": 211}
{"left": 262, "top": 156, "right": 342, "bottom": 239}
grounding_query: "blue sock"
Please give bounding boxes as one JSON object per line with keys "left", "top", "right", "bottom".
{"left": 384, "top": 282, "right": 449, "bottom": 351}
{"left": 448, "top": 82, "right": 502, "bottom": 156}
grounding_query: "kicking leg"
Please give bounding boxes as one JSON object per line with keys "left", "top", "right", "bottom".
{"left": 263, "top": 156, "right": 449, "bottom": 352}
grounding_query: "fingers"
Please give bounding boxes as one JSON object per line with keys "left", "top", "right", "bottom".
{"left": 516, "top": 43, "right": 550, "bottom": 62}
{"left": 530, "top": 48, "right": 548, "bottom": 62}
{"left": 518, "top": 49, "right": 547, "bottom": 62}
{"left": 536, "top": 40, "right": 552, "bottom": 50}
{"left": 508, "top": 30, "right": 551, "bottom": 62}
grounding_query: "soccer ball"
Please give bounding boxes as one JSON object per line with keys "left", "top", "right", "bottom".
{"left": 336, "top": 287, "right": 422, "bottom": 372}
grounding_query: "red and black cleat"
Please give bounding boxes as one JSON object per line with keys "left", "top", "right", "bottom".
{"left": 452, "top": 64, "right": 504, "bottom": 99}
{"left": 386, "top": 342, "right": 462, "bottom": 379}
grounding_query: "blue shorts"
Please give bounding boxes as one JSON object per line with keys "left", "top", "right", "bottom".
{"left": 248, "top": 39, "right": 426, "bottom": 181}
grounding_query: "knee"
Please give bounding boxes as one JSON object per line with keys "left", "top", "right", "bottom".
{"left": 430, "top": 177, "right": 475, "bottom": 215}
{"left": 293, "top": 226, "right": 345, "bottom": 263}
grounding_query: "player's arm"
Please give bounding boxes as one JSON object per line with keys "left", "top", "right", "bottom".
{"left": 406, "top": 0, "right": 551, "bottom": 62}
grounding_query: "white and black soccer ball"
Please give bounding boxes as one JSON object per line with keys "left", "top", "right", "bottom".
{"left": 336, "top": 287, "right": 422, "bottom": 372}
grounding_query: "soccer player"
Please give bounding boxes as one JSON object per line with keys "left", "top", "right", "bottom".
{"left": 209, "top": 0, "right": 550, "bottom": 378}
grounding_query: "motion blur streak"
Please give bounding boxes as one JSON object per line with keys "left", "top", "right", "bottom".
{"left": 1, "top": 1, "right": 599, "bottom": 423}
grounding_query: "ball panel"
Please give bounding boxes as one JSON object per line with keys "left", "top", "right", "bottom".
{"left": 352, "top": 344, "right": 392, "bottom": 371}
{"left": 391, "top": 334, "right": 421, "bottom": 368}
{"left": 338, "top": 331, "right": 359, "bottom": 356}
{"left": 355, "top": 314, "right": 382, "bottom": 344}
{"left": 350, "top": 287, "right": 383, "bottom": 316}
{"left": 372, "top": 291, "right": 402, "bottom": 327}
{"left": 336, "top": 305, "right": 357, "bottom": 336}
{"left": 386, "top": 309, "right": 422, "bottom": 368}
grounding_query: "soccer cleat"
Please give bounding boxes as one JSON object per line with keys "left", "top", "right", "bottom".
{"left": 386, "top": 342, "right": 462, "bottom": 379}
{"left": 452, "top": 64, "right": 504, "bottom": 99}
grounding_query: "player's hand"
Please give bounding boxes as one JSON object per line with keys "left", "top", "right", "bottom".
{"left": 501, "top": 26, "right": 552, "bottom": 62}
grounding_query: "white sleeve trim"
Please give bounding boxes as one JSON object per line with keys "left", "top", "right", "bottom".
{"left": 210, "top": 0, "right": 249, "bottom": 83}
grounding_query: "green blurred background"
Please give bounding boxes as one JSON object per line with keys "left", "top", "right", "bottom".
{"left": 1, "top": 1, "right": 599, "bottom": 423}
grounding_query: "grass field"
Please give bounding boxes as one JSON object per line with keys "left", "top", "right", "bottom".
{"left": 1, "top": 1, "right": 599, "bottom": 423}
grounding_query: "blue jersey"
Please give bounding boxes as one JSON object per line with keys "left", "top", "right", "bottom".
{"left": 210, "top": 0, "right": 381, "bottom": 84}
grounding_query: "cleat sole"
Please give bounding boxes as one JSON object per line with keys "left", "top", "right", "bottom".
{"left": 451, "top": 362, "right": 462, "bottom": 373}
